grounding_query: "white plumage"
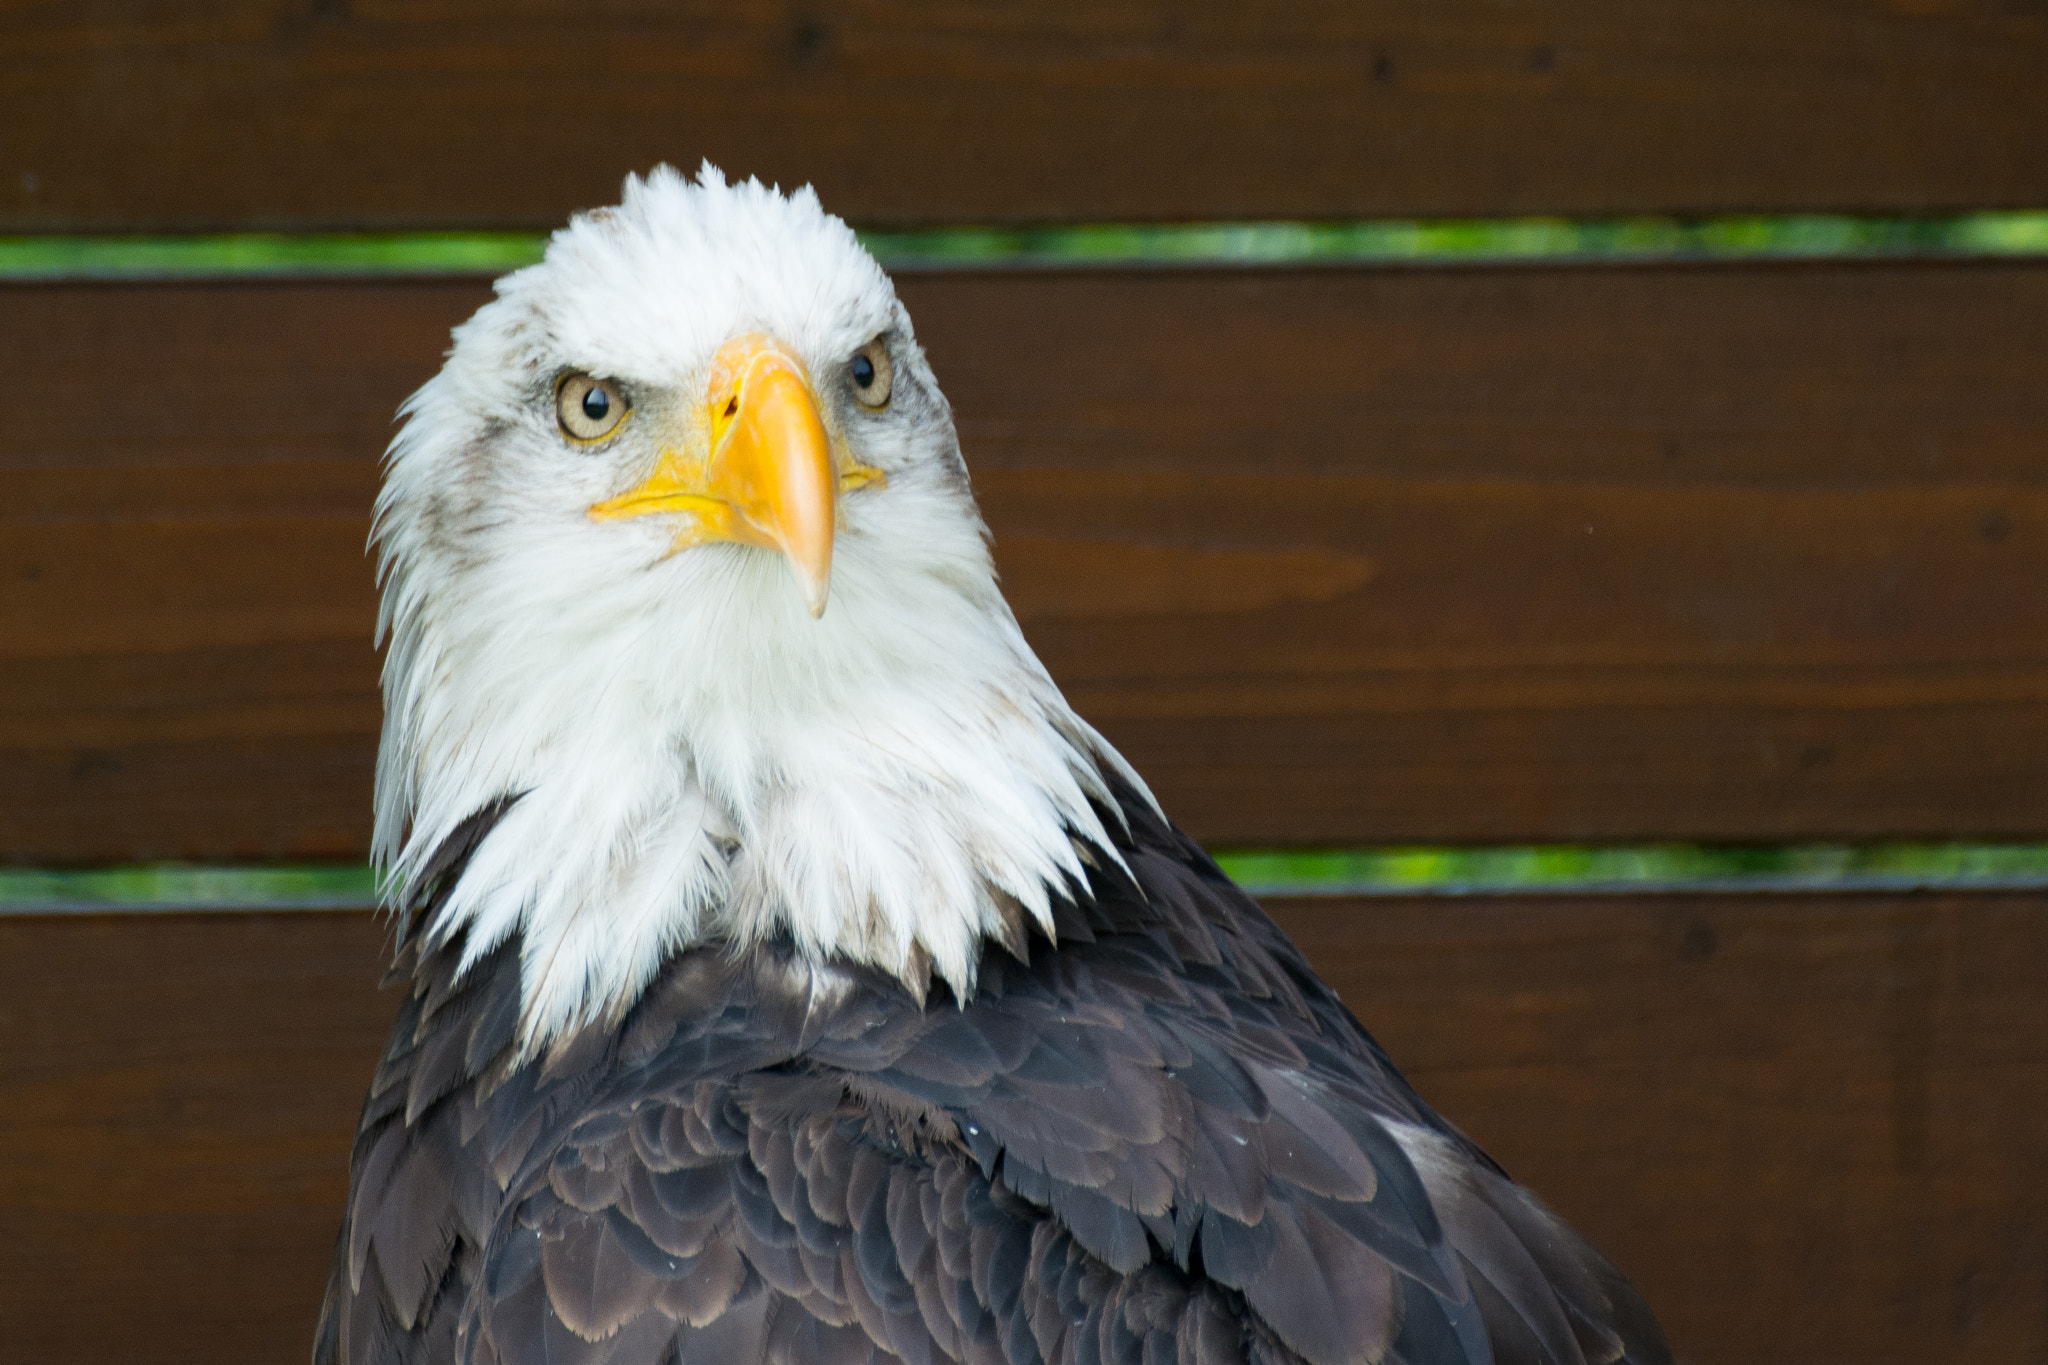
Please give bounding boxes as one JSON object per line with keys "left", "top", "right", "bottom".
{"left": 372, "top": 165, "right": 1149, "bottom": 1046}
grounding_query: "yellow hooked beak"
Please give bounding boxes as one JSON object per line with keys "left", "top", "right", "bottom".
{"left": 588, "top": 334, "right": 883, "bottom": 616}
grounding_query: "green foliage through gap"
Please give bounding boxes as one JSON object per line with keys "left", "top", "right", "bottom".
{"left": 8, "top": 844, "right": 2048, "bottom": 911}
{"left": 0, "top": 211, "right": 2045, "bottom": 280}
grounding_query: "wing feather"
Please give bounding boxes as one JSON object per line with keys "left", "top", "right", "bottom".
{"left": 319, "top": 786, "right": 1667, "bottom": 1365}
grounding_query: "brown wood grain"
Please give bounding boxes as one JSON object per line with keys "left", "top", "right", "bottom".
{"left": 2, "top": 2, "right": 2046, "bottom": 230}
{"left": 1267, "top": 890, "right": 2048, "bottom": 1365}
{"left": 0, "top": 911, "right": 395, "bottom": 1365}
{"left": 3, "top": 893, "right": 2043, "bottom": 1365}
{"left": 7, "top": 266, "right": 2048, "bottom": 855}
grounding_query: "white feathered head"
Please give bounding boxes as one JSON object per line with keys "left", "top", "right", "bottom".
{"left": 372, "top": 166, "right": 1146, "bottom": 1042}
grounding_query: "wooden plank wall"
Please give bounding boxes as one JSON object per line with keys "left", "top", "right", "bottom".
{"left": 8, "top": 265, "right": 2048, "bottom": 856}
{"left": 7, "top": 898, "right": 2047, "bottom": 1365}
{"left": 3, "top": 2, "right": 2046, "bottom": 226}
{"left": 3, "top": 7, "right": 2046, "bottom": 1365}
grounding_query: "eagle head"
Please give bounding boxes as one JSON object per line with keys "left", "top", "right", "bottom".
{"left": 372, "top": 165, "right": 1146, "bottom": 1043}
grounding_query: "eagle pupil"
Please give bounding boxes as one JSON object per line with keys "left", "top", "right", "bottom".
{"left": 581, "top": 387, "right": 610, "bottom": 422}
{"left": 852, "top": 354, "right": 875, "bottom": 388}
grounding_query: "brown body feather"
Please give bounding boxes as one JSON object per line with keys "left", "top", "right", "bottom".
{"left": 316, "top": 785, "right": 1669, "bottom": 1365}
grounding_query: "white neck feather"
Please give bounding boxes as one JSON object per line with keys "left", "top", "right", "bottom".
{"left": 375, "top": 468, "right": 1147, "bottom": 1047}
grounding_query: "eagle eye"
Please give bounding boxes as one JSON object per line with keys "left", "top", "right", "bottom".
{"left": 849, "top": 341, "right": 893, "bottom": 410}
{"left": 556, "top": 373, "right": 629, "bottom": 443}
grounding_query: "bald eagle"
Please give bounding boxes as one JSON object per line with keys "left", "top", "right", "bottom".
{"left": 316, "top": 166, "right": 1670, "bottom": 1365}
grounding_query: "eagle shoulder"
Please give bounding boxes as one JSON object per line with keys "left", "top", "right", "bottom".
{"left": 317, "top": 792, "right": 1669, "bottom": 1365}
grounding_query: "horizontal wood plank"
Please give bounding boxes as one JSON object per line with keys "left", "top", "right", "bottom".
{"left": 3, "top": 892, "right": 2043, "bottom": 1364}
{"left": 2, "top": 2, "right": 2046, "bottom": 230}
{"left": 7, "top": 265, "right": 2048, "bottom": 856}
